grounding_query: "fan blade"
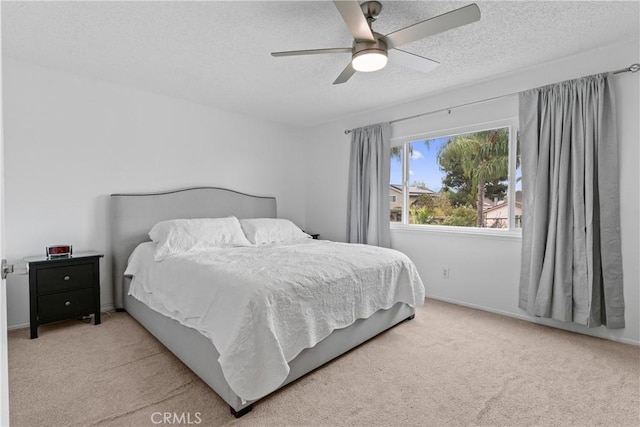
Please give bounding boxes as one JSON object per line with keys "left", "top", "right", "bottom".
{"left": 333, "top": 63, "right": 356, "bottom": 85}
{"left": 333, "top": 0, "right": 375, "bottom": 42}
{"left": 271, "top": 48, "right": 352, "bottom": 57}
{"left": 389, "top": 49, "right": 440, "bottom": 73}
{"left": 383, "top": 3, "right": 481, "bottom": 49}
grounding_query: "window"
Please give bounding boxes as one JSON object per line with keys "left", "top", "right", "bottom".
{"left": 390, "top": 122, "right": 521, "bottom": 230}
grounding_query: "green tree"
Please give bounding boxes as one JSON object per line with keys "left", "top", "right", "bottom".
{"left": 410, "top": 207, "right": 432, "bottom": 225}
{"left": 390, "top": 146, "right": 402, "bottom": 161}
{"left": 439, "top": 137, "right": 509, "bottom": 209}
{"left": 410, "top": 193, "right": 453, "bottom": 224}
{"left": 410, "top": 194, "right": 434, "bottom": 224}
{"left": 433, "top": 192, "right": 453, "bottom": 218}
{"left": 438, "top": 129, "right": 509, "bottom": 227}
{"left": 410, "top": 180, "right": 431, "bottom": 190}
{"left": 439, "top": 150, "right": 473, "bottom": 207}
{"left": 412, "top": 193, "right": 435, "bottom": 210}
{"left": 441, "top": 206, "right": 477, "bottom": 227}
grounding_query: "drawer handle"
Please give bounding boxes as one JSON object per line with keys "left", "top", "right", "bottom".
{"left": 65, "top": 301, "right": 71, "bottom": 307}
{"left": 63, "top": 275, "right": 71, "bottom": 281}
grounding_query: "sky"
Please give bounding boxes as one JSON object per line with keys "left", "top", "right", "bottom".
{"left": 390, "top": 137, "right": 450, "bottom": 192}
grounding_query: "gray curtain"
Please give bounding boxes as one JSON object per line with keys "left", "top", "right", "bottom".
{"left": 347, "top": 122, "right": 391, "bottom": 247}
{"left": 519, "top": 73, "right": 624, "bottom": 329}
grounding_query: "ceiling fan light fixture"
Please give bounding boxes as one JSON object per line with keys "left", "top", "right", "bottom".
{"left": 352, "top": 50, "right": 388, "bottom": 72}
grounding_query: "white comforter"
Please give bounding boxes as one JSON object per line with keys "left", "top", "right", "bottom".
{"left": 125, "top": 239, "right": 425, "bottom": 401}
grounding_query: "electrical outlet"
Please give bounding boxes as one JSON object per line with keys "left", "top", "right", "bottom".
{"left": 441, "top": 267, "right": 450, "bottom": 279}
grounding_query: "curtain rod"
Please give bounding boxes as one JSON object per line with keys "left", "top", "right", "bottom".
{"left": 344, "top": 63, "right": 640, "bottom": 135}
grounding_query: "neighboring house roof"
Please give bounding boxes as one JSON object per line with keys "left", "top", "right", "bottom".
{"left": 390, "top": 184, "right": 434, "bottom": 196}
{"left": 484, "top": 201, "right": 522, "bottom": 213}
{"left": 483, "top": 197, "right": 497, "bottom": 208}
{"left": 408, "top": 186, "right": 434, "bottom": 195}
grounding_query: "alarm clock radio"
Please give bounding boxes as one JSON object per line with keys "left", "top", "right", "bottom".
{"left": 46, "top": 245, "right": 73, "bottom": 258}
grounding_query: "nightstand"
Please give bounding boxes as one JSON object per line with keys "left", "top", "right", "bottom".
{"left": 24, "top": 252, "right": 103, "bottom": 339}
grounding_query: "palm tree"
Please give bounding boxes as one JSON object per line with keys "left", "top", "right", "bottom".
{"left": 438, "top": 129, "right": 509, "bottom": 227}
{"left": 390, "top": 146, "right": 402, "bottom": 160}
{"left": 390, "top": 145, "right": 414, "bottom": 160}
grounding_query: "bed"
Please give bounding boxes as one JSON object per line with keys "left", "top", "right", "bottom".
{"left": 110, "top": 187, "right": 424, "bottom": 417}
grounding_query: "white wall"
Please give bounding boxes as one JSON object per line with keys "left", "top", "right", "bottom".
{"left": 3, "top": 57, "right": 307, "bottom": 328}
{"left": 305, "top": 40, "right": 640, "bottom": 344}
{"left": 4, "top": 40, "right": 638, "bottom": 344}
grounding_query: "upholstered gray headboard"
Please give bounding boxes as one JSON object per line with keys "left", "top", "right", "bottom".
{"left": 110, "top": 187, "right": 277, "bottom": 308}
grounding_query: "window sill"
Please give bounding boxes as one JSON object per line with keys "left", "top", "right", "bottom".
{"left": 390, "top": 223, "right": 522, "bottom": 241}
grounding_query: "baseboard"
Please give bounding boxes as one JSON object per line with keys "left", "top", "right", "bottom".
{"left": 101, "top": 303, "right": 115, "bottom": 313}
{"left": 7, "top": 322, "right": 29, "bottom": 331}
{"left": 7, "top": 303, "right": 117, "bottom": 331}
{"left": 426, "top": 295, "right": 640, "bottom": 347}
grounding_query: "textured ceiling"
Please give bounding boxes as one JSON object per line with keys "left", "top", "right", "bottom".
{"left": 2, "top": 1, "right": 639, "bottom": 128}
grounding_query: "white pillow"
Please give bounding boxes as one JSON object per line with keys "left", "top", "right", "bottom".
{"left": 240, "top": 218, "right": 311, "bottom": 245}
{"left": 149, "top": 217, "right": 252, "bottom": 260}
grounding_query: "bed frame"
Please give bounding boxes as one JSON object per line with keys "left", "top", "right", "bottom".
{"left": 110, "top": 187, "right": 415, "bottom": 417}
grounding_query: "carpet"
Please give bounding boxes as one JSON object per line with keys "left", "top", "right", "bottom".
{"left": 8, "top": 299, "right": 639, "bottom": 426}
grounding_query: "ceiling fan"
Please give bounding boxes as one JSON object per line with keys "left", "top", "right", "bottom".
{"left": 271, "top": 1, "right": 480, "bottom": 84}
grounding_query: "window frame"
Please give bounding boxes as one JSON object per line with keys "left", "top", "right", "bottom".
{"left": 390, "top": 117, "right": 521, "bottom": 236}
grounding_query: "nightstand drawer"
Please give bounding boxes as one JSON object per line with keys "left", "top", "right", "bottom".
{"left": 36, "top": 263, "right": 93, "bottom": 293}
{"left": 37, "top": 288, "right": 94, "bottom": 321}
